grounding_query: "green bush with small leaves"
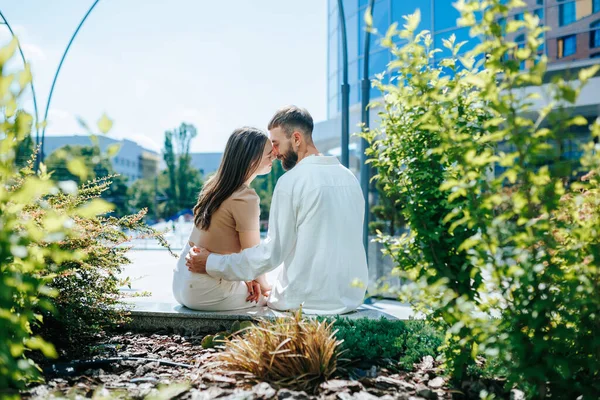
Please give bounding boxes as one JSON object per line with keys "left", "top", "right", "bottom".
{"left": 363, "top": 0, "right": 600, "bottom": 397}
{"left": 31, "top": 174, "right": 172, "bottom": 356}
{"left": 328, "top": 318, "right": 442, "bottom": 369}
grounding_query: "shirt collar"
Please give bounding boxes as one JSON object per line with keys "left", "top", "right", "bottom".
{"left": 296, "top": 154, "right": 340, "bottom": 166}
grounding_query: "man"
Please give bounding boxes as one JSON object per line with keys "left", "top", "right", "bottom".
{"left": 186, "top": 105, "right": 368, "bottom": 315}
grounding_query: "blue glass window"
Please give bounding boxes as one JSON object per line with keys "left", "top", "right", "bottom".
{"left": 346, "top": 13, "right": 359, "bottom": 62}
{"left": 534, "top": 8, "right": 544, "bottom": 24}
{"left": 558, "top": 1, "right": 576, "bottom": 26}
{"left": 342, "top": 0, "right": 358, "bottom": 17}
{"left": 514, "top": 13, "right": 524, "bottom": 21}
{"left": 359, "top": 0, "right": 390, "bottom": 55}
{"left": 591, "top": 52, "right": 600, "bottom": 58}
{"left": 433, "top": 0, "right": 461, "bottom": 31}
{"left": 591, "top": 20, "right": 600, "bottom": 49}
{"left": 558, "top": 34, "right": 577, "bottom": 58}
{"left": 594, "top": 0, "right": 600, "bottom": 13}
{"left": 368, "top": 49, "right": 389, "bottom": 77}
{"left": 497, "top": 17, "right": 506, "bottom": 31}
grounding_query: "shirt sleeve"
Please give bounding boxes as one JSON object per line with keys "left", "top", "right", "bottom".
{"left": 206, "top": 187, "right": 296, "bottom": 281}
{"left": 230, "top": 188, "right": 260, "bottom": 232}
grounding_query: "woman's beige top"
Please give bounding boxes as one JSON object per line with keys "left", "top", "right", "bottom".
{"left": 189, "top": 185, "right": 260, "bottom": 254}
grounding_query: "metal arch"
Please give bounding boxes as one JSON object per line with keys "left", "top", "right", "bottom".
{"left": 336, "top": 0, "right": 350, "bottom": 169}
{"left": 40, "top": 0, "right": 101, "bottom": 163}
{"left": 360, "top": 0, "right": 376, "bottom": 259}
{"left": 0, "top": 10, "right": 41, "bottom": 149}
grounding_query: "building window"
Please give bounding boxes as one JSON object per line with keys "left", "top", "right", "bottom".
{"left": 591, "top": 20, "right": 600, "bottom": 48}
{"left": 497, "top": 17, "right": 506, "bottom": 31}
{"left": 591, "top": 52, "right": 600, "bottom": 58}
{"left": 558, "top": 1, "right": 576, "bottom": 26}
{"left": 594, "top": 0, "right": 600, "bottom": 13}
{"left": 514, "top": 13, "right": 524, "bottom": 21}
{"left": 557, "top": 34, "right": 577, "bottom": 58}
{"left": 537, "top": 0, "right": 543, "bottom": 5}
{"left": 534, "top": 8, "right": 544, "bottom": 23}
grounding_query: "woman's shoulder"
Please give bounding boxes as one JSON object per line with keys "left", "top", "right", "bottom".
{"left": 229, "top": 185, "right": 259, "bottom": 204}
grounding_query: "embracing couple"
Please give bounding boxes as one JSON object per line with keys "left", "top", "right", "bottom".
{"left": 172, "top": 106, "right": 368, "bottom": 315}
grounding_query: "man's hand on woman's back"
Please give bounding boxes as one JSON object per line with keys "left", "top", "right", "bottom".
{"left": 186, "top": 246, "right": 211, "bottom": 274}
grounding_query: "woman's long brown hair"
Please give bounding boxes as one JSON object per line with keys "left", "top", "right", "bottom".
{"left": 193, "top": 127, "right": 268, "bottom": 230}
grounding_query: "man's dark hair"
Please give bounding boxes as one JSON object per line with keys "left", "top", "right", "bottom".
{"left": 267, "top": 105, "right": 314, "bottom": 140}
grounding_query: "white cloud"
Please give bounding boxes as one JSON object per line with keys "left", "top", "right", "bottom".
{"left": 21, "top": 43, "right": 46, "bottom": 62}
{"left": 120, "top": 133, "right": 161, "bottom": 153}
{"left": 45, "top": 109, "right": 82, "bottom": 134}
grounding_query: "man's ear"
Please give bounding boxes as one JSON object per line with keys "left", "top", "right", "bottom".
{"left": 293, "top": 131, "right": 302, "bottom": 147}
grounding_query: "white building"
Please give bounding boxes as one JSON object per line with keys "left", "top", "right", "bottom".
{"left": 42, "top": 135, "right": 160, "bottom": 183}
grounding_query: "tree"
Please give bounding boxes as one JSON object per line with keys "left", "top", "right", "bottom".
{"left": 162, "top": 123, "right": 202, "bottom": 218}
{"left": 15, "top": 134, "right": 34, "bottom": 168}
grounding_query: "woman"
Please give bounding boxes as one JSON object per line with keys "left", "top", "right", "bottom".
{"left": 172, "top": 126, "right": 274, "bottom": 311}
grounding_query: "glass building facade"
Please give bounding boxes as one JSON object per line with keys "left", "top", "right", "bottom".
{"left": 327, "top": 0, "right": 600, "bottom": 118}
{"left": 327, "top": 0, "right": 476, "bottom": 117}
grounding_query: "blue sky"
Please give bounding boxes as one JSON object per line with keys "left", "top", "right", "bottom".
{"left": 0, "top": 0, "right": 327, "bottom": 152}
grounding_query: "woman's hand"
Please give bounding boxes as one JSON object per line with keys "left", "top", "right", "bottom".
{"left": 244, "top": 280, "right": 261, "bottom": 303}
{"left": 260, "top": 283, "right": 272, "bottom": 297}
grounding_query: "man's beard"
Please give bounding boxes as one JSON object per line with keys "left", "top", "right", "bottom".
{"left": 279, "top": 149, "right": 298, "bottom": 171}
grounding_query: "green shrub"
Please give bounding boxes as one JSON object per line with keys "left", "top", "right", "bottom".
{"left": 363, "top": 0, "right": 600, "bottom": 397}
{"left": 329, "top": 318, "right": 442, "bottom": 369}
{"left": 0, "top": 38, "right": 86, "bottom": 393}
{"left": 30, "top": 175, "right": 171, "bottom": 355}
{"left": 361, "top": 6, "right": 492, "bottom": 379}
{"left": 0, "top": 38, "right": 169, "bottom": 395}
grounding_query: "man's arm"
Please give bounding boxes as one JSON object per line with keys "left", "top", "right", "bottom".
{"left": 187, "top": 188, "right": 296, "bottom": 281}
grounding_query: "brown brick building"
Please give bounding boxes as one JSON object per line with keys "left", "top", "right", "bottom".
{"left": 505, "top": 0, "right": 600, "bottom": 63}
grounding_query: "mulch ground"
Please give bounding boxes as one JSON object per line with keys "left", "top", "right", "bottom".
{"left": 22, "top": 331, "right": 510, "bottom": 399}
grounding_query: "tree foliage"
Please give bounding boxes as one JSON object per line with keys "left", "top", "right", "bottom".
{"left": 162, "top": 123, "right": 202, "bottom": 218}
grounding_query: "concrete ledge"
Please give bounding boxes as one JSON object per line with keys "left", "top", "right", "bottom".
{"left": 121, "top": 298, "right": 414, "bottom": 334}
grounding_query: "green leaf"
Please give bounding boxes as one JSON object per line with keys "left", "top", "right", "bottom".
{"left": 364, "top": 7, "right": 373, "bottom": 28}
{"left": 106, "top": 143, "right": 121, "bottom": 158}
{"left": 404, "top": 9, "right": 421, "bottom": 32}
{"left": 578, "top": 65, "right": 600, "bottom": 84}
{"left": 76, "top": 116, "right": 91, "bottom": 133}
{"left": 74, "top": 199, "right": 114, "bottom": 218}
{"left": 67, "top": 157, "right": 88, "bottom": 180}
{"left": 25, "top": 336, "right": 57, "bottom": 358}
{"left": 97, "top": 113, "right": 113, "bottom": 134}
{"left": 568, "top": 116, "right": 588, "bottom": 126}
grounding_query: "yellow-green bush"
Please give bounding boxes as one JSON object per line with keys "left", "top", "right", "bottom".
{"left": 363, "top": 0, "right": 600, "bottom": 397}
{"left": 0, "top": 39, "right": 168, "bottom": 397}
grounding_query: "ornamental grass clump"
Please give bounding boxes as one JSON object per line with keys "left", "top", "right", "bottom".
{"left": 214, "top": 310, "right": 342, "bottom": 391}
